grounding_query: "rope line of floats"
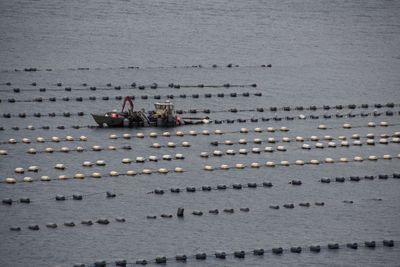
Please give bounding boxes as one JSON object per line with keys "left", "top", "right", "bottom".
{"left": 70, "top": 240, "right": 397, "bottom": 266}
{"left": 2, "top": 102, "right": 398, "bottom": 119}
{"left": 0, "top": 83, "right": 257, "bottom": 93}
{"left": 0, "top": 110, "right": 398, "bottom": 133}
{"left": 1, "top": 153, "right": 399, "bottom": 185}
{"left": 0, "top": 63, "right": 272, "bottom": 73}
{"left": 0, "top": 92, "right": 263, "bottom": 103}
{"left": 202, "top": 153, "right": 400, "bottom": 171}
{"left": 319, "top": 173, "right": 400, "bottom": 183}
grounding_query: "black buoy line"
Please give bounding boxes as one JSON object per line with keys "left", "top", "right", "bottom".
{"left": 0, "top": 63, "right": 272, "bottom": 74}
{"left": 2, "top": 102, "right": 397, "bottom": 120}
{"left": 0, "top": 110, "right": 399, "bottom": 133}
{"left": 0, "top": 91, "right": 263, "bottom": 104}
{"left": 0, "top": 83, "right": 257, "bottom": 93}
{"left": 69, "top": 240, "right": 397, "bottom": 266}
{"left": 318, "top": 173, "right": 400, "bottom": 183}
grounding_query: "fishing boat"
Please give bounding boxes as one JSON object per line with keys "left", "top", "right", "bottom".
{"left": 91, "top": 96, "right": 209, "bottom": 127}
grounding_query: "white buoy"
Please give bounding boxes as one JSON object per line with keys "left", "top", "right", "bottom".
{"left": 108, "top": 146, "right": 115, "bottom": 151}
{"left": 109, "top": 171, "right": 119, "bottom": 176}
{"left": 338, "top": 136, "right": 346, "bottom": 140}
{"left": 136, "top": 157, "right": 145, "bottom": 163}
{"left": 235, "top": 163, "right": 246, "bottom": 169}
{"left": 148, "top": 156, "right": 158, "bottom": 162}
{"left": 92, "top": 145, "right": 102, "bottom": 151}
{"left": 266, "top": 161, "right": 276, "bottom": 167}
{"left": 343, "top": 123, "right": 352, "bottom": 129}
{"left": 366, "top": 139, "right": 375, "bottom": 145}
{"left": 204, "top": 165, "right": 214, "bottom": 171}
{"left": 309, "top": 159, "right": 320, "bottom": 165}
{"left": 323, "top": 135, "right": 333, "bottom": 141}
{"left": 339, "top": 157, "right": 348, "bottom": 163}
{"left": 22, "top": 138, "right": 31, "bottom": 144}
{"left": 254, "top": 127, "right": 263, "bottom": 133}
{"left": 96, "top": 160, "right": 106, "bottom": 166}
{"left": 277, "top": 145, "right": 286, "bottom": 151}
{"left": 226, "top": 149, "right": 236, "bottom": 155}
{"left": 310, "top": 136, "right": 319, "bottom": 141}
{"left": 367, "top": 122, "right": 376, "bottom": 127}
{"left": 109, "top": 134, "right": 118, "bottom": 139}
{"left": 240, "top": 128, "right": 248, "bottom": 133}
{"left": 220, "top": 164, "right": 230, "bottom": 170}
{"left": 82, "top": 161, "right": 93, "bottom": 167}
{"left": 280, "top": 126, "right": 289, "bottom": 132}
{"left": 158, "top": 168, "right": 168, "bottom": 174}
{"left": 41, "top": 175, "right": 51, "bottom": 181}
{"left": 213, "top": 150, "right": 223, "bottom": 156}
{"left": 295, "top": 160, "right": 305, "bottom": 165}
{"left": 380, "top": 121, "right": 388, "bottom": 127}
{"left": 295, "top": 136, "right": 304, "bottom": 142}
{"left": 174, "top": 167, "right": 184, "bottom": 172}
{"left": 315, "top": 143, "right": 325, "bottom": 149}
{"left": 74, "top": 173, "right": 85, "bottom": 179}
{"left": 251, "top": 162, "right": 260, "bottom": 168}
{"left": 239, "top": 148, "right": 248, "bottom": 154}
{"left": 28, "top": 166, "right": 39, "bottom": 172}
{"left": 8, "top": 138, "right": 17, "bottom": 144}
{"left": 91, "top": 172, "right": 102, "bottom": 178}
{"left": 15, "top": 167, "right": 24, "bottom": 174}
{"left": 5, "top": 177, "right": 16, "bottom": 184}
{"left": 45, "top": 147, "right": 54, "bottom": 153}
{"left": 366, "top": 133, "right": 375, "bottom": 139}
{"left": 0, "top": 150, "right": 8, "bottom": 155}
{"left": 214, "top": 130, "right": 223, "bottom": 135}
{"left": 239, "top": 139, "right": 247, "bottom": 144}
{"left": 23, "top": 176, "right": 33, "bottom": 182}
{"left": 302, "top": 144, "right": 311, "bottom": 150}
{"left": 325, "top": 158, "right": 334, "bottom": 163}
{"left": 351, "top": 134, "right": 360, "bottom": 139}
{"left": 175, "top": 153, "right": 184, "bottom": 159}
{"left": 282, "top": 137, "right": 291, "bottom": 142}
{"left": 224, "top": 140, "right": 233, "bottom": 145}
{"left": 167, "top": 142, "right": 176, "bottom": 148}
{"left": 200, "top": 152, "right": 209, "bottom": 158}
{"left": 340, "top": 141, "right": 349, "bottom": 147}
{"left": 380, "top": 133, "right": 389, "bottom": 138}
{"left": 392, "top": 137, "right": 400, "bottom": 143}
{"left": 264, "top": 146, "right": 274, "bottom": 152}
{"left": 55, "top": 164, "right": 65, "bottom": 170}
{"left": 379, "top": 138, "right": 388, "bottom": 144}
{"left": 136, "top": 133, "right": 144, "bottom": 138}
{"left": 58, "top": 175, "right": 69, "bottom": 180}
{"left": 368, "top": 155, "right": 378, "bottom": 161}
{"left": 353, "top": 140, "right": 362, "bottom": 146}
{"left": 267, "top": 127, "right": 275, "bottom": 132}
{"left": 126, "top": 170, "right": 136, "bottom": 176}
{"left": 189, "top": 130, "right": 197, "bottom": 136}
{"left": 152, "top": 143, "right": 161, "bottom": 148}
{"left": 202, "top": 130, "right": 210, "bottom": 135}
{"left": 76, "top": 146, "right": 84, "bottom": 152}
{"left": 36, "top": 137, "right": 45, "bottom": 143}
{"left": 51, "top": 136, "right": 60, "bottom": 142}
{"left": 79, "top": 136, "right": 87, "bottom": 141}
{"left": 267, "top": 137, "right": 275, "bottom": 143}
{"left": 162, "top": 155, "right": 172, "bottom": 160}
{"left": 252, "top": 147, "right": 261, "bottom": 153}
{"left": 149, "top": 132, "right": 157, "bottom": 138}
{"left": 66, "top": 136, "right": 74, "bottom": 141}
{"left": 328, "top": 142, "right": 336, "bottom": 147}
{"left": 162, "top": 132, "right": 170, "bottom": 137}
{"left": 354, "top": 156, "right": 363, "bottom": 162}
{"left": 253, "top": 138, "right": 262, "bottom": 144}
{"left": 383, "top": 154, "right": 392, "bottom": 160}
{"left": 60, "top": 147, "right": 70, "bottom": 153}
{"left": 280, "top": 160, "right": 290, "bottom": 166}
{"left": 318, "top": 124, "right": 327, "bottom": 130}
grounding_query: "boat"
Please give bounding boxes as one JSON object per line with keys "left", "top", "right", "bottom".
{"left": 91, "top": 96, "right": 209, "bottom": 127}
